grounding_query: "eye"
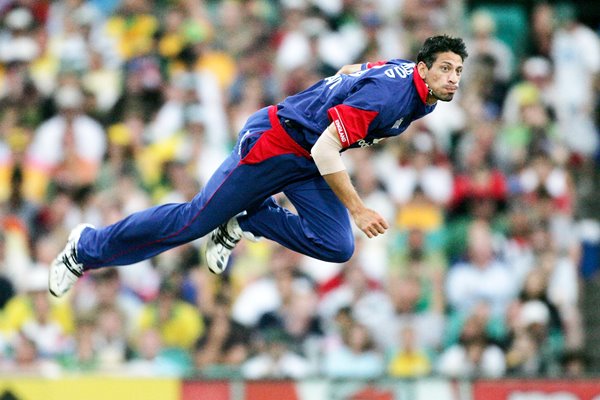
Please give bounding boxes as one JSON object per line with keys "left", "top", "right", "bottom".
{"left": 440, "top": 65, "right": 450, "bottom": 72}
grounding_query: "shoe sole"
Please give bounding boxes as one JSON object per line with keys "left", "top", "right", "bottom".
{"left": 48, "top": 224, "right": 93, "bottom": 297}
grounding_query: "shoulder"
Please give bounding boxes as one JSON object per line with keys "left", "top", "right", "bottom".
{"left": 352, "top": 66, "right": 413, "bottom": 96}
{"left": 363, "top": 61, "right": 418, "bottom": 94}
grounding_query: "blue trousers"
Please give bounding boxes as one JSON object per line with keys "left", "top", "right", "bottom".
{"left": 79, "top": 106, "right": 355, "bottom": 269}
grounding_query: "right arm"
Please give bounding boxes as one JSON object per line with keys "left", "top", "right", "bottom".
{"left": 336, "top": 61, "right": 388, "bottom": 75}
{"left": 336, "top": 63, "right": 363, "bottom": 75}
{"left": 311, "top": 124, "right": 389, "bottom": 238}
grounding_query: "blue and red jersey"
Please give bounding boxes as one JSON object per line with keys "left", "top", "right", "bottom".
{"left": 277, "top": 59, "right": 436, "bottom": 152}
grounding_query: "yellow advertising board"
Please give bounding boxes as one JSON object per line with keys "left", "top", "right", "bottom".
{"left": 0, "top": 376, "right": 180, "bottom": 400}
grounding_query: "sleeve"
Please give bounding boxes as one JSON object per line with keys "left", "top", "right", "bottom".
{"left": 311, "top": 126, "right": 345, "bottom": 175}
{"left": 361, "top": 60, "right": 388, "bottom": 70}
{"left": 326, "top": 79, "right": 385, "bottom": 148}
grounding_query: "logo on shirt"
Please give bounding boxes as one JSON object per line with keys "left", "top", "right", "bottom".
{"left": 384, "top": 63, "right": 415, "bottom": 79}
{"left": 357, "top": 138, "right": 384, "bottom": 148}
{"left": 334, "top": 120, "right": 348, "bottom": 144}
{"left": 324, "top": 75, "right": 343, "bottom": 90}
{"left": 238, "top": 130, "right": 252, "bottom": 155}
{"left": 392, "top": 118, "right": 404, "bottom": 129}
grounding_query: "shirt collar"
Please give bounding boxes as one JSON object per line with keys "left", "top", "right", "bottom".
{"left": 412, "top": 69, "right": 429, "bottom": 104}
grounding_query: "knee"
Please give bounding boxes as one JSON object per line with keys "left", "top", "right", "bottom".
{"left": 324, "top": 238, "right": 354, "bottom": 263}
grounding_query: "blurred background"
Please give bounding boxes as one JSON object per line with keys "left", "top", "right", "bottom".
{"left": 0, "top": 0, "right": 599, "bottom": 399}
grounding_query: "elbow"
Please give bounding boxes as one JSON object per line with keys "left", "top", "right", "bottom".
{"left": 310, "top": 141, "right": 328, "bottom": 174}
{"left": 311, "top": 136, "right": 346, "bottom": 175}
{"left": 309, "top": 144, "right": 318, "bottom": 160}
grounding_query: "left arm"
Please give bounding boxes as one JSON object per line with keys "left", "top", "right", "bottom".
{"left": 311, "top": 124, "right": 389, "bottom": 238}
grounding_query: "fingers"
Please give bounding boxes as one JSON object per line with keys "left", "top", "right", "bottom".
{"left": 355, "top": 209, "right": 388, "bottom": 238}
{"left": 363, "top": 220, "right": 388, "bottom": 238}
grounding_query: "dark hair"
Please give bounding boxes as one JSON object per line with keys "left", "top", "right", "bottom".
{"left": 417, "top": 35, "right": 468, "bottom": 68}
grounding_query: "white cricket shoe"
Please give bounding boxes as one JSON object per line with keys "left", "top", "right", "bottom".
{"left": 205, "top": 217, "right": 258, "bottom": 274}
{"left": 48, "top": 223, "right": 93, "bottom": 297}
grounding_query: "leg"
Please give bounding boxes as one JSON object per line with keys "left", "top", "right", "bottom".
{"left": 79, "top": 140, "right": 322, "bottom": 269}
{"left": 49, "top": 156, "right": 258, "bottom": 296}
{"left": 78, "top": 151, "right": 287, "bottom": 268}
{"left": 238, "top": 176, "right": 355, "bottom": 263}
{"left": 51, "top": 105, "right": 320, "bottom": 295}
{"left": 78, "top": 106, "right": 278, "bottom": 269}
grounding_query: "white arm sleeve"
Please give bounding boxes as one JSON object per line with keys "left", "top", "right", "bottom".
{"left": 311, "top": 126, "right": 345, "bottom": 175}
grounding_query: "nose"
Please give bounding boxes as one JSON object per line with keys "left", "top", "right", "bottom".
{"left": 448, "top": 71, "right": 459, "bottom": 84}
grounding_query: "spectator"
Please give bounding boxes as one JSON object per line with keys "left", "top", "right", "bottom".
{"left": 526, "top": 2, "right": 555, "bottom": 57}
{"left": 349, "top": 148, "right": 396, "bottom": 280}
{"left": 519, "top": 268, "right": 563, "bottom": 334}
{"left": 318, "top": 258, "right": 395, "bottom": 348}
{"left": 443, "top": 301, "right": 506, "bottom": 352}
{"left": 505, "top": 300, "right": 563, "bottom": 376}
{"left": 437, "top": 335, "right": 506, "bottom": 378}
{"left": 232, "top": 245, "right": 315, "bottom": 327}
{"left": 0, "top": 8, "right": 40, "bottom": 66}
{"left": 437, "top": 308, "right": 506, "bottom": 378}
{"left": 387, "top": 325, "right": 432, "bottom": 378}
{"left": 75, "top": 268, "right": 143, "bottom": 335}
{"left": 126, "top": 327, "right": 192, "bottom": 377}
{"left": 560, "top": 349, "right": 588, "bottom": 378}
{"left": 386, "top": 131, "right": 453, "bottom": 207}
{"left": 228, "top": 44, "right": 277, "bottom": 136}
{"left": 0, "top": 0, "right": 596, "bottom": 381}
{"left": 24, "top": 83, "right": 107, "bottom": 200}
{"left": 103, "top": 0, "right": 158, "bottom": 62}
{"left": 446, "top": 220, "right": 515, "bottom": 317}
{"left": 1, "top": 267, "right": 74, "bottom": 358}
{"left": 96, "top": 119, "right": 145, "bottom": 192}
{"left": 322, "top": 320, "right": 385, "bottom": 379}
{"left": 0, "top": 331, "right": 61, "bottom": 376}
{"left": 497, "top": 89, "right": 562, "bottom": 171}
{"left": 94, "top": 304, "right": 133, "bottom": 370}
{"left": 501, "top": 56, "right": 555, "bottom": 127}
{"left": 194, "top": 294, "right": 250, "bottom": 378}
{"left": 389, "top": 227, "right": 447, "bottom": 314}
{"left": 256, "top": 280, "right": 323, "bottom": 358}
{"left": 241, "top": 328, "right": 313, "bottom": 379}
{"left": 463, "top": 9, "right": 514, "bottom": 85}
{"left": 517, "top": 169, "right": 580, "bottom": 264}
{"left": 385, "top": 275, "right": 445, "bottom": 352}
{"left": 134, "top": 279, "right": 204, "bottom": 351}
{"left": 445, "top": 136, "right": 508, "bottom": 263}
{"left": 551, "top": 4, "right": 600, "bottom": 157}
{"left": 59, "top": 315, "right": 99, "bottom": 372}
{"left": 517, "top": 152, "right": 574, "bottom": 215}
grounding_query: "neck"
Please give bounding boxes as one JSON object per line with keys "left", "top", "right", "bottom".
{"left": 425, "top": 92, "right": 438, "bottom": 105}
{"left": 424, "top": 82, "right": 438, "bottom": 105}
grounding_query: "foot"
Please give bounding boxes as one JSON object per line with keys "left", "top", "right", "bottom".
{"left": 205, "top": 217, "right": 258, "bottom": 274}
{"left": 48, "top": 223, "right": 93, "bottom": 297}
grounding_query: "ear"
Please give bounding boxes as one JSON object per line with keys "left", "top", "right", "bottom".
{"left": 417, "top": 61, "right": 428, "bottom": 80}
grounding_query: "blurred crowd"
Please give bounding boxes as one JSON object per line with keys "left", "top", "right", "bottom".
{"left": 0, "top": 0, "right": 599, "bottom": 380}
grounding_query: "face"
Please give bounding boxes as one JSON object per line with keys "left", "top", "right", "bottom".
{"left": 419, "top": 51, "right": 463, "bottom": 102}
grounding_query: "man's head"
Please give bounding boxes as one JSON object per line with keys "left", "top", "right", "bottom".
{"left": 416, "top": 35, "right": 468, "bottom": 103}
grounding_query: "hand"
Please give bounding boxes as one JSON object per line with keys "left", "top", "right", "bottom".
{"left": 336, "top": 63, "right": 362, "bottom": 75}
{"left": 351, "top": 207, "right": 389, "bottom": 238}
